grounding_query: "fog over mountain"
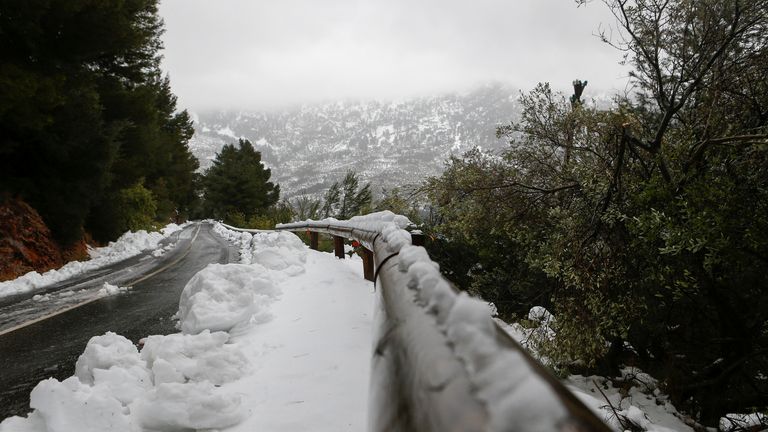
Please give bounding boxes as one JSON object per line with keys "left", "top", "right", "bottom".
{"left": 159, "top": 0, "right": 628, "bottom": 111}
{"left": 189, "top": 83, "right": 526, "bottom": 199}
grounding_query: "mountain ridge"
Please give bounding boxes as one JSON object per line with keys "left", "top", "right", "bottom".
{"left": 188, "top": 83, "right": 521, "bottom": 199}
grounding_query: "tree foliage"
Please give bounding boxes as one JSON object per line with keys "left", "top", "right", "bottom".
{"left": 373, "top": 187, "right": 422, "bottom": 224}
{"left": 426, "top": 0, "right": 768, "bottom": 424}
{"left": 320, "top": 171, "right": 372, "bottom": 219}
{"left": 114, "top": 182, "right": 158, "bottom": 233}
{"left": 201, "top": 139, "right": 280, "bottom": 224}
{"left": 291, "top": 196, "right": 322, "bottom": 221}
{"left": 0, "top": 0, "right": 198, "bottom": 244}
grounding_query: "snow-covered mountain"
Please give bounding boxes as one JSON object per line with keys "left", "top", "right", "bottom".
{"left": 188, "top": 83, "right": 521, "bottom": 199}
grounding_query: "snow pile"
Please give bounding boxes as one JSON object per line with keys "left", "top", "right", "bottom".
{"left": 246, "top": 231, "right": 307, "bottom": 272}
{"left": 86, "top": 230, "right": 165, "bottom": 261}
{"left": 97, "top": 282, "right": 130, "bottom": 297}
{"left": 213, "top": 223, "right": 307, "bottom": 272}
{"left": 32, "top": 294, "right": 51, "bottom": 302}
{"left": 212, "top": 222, "right": 256, "bottom": 261}
{"left": 0, "top": 223, "right": 185, "bottom": 299}
{"left": 178, "top": 263, "right": 280, "bottom": 334}
{"left": 140, "top": 331, "right": 249, "bottom": 385}
{"left": 0, "top": 331, "right": 246, "bottom": 432}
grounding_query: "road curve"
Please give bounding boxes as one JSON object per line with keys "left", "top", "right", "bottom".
{"left": 0, "top": 222, "right": 238, "bottom": 420}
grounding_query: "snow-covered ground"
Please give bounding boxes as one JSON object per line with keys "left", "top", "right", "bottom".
{"left": 0, "top": 224, "right": 186, "bottom": 299}
{"left": 496, "top": 315, "right": 693, "bottom": 432}
{"left": 1, "top": 218, "right": 725, "bottom": 432}
{"left": 1, "top": 225, "right": 372, "bottom": 432}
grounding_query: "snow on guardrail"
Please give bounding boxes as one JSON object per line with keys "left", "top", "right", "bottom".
{"left": 276, "top": 211, "right": 611, "bottom": 432}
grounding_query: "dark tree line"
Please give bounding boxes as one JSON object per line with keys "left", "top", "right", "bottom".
{"left": 0, "top": 0, "right": 199, "bottom": 244}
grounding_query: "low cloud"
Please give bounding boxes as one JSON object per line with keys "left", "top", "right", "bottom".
{"left": 159, "top": 0, "right": 629, "bottom": 110}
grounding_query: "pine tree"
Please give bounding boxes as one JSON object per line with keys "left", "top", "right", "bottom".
{"left": 320, "top": 171, "right": 372, "bottom": 219}
{"left": 201, "top": 139, "right": 280, "bottom": 223}
{"left": 0, "top": 0, "right": 197, "bottom": 244}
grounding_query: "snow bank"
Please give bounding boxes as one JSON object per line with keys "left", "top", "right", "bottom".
{"left": 1, "top": 227, "right": 315, "bottom": 432}
{"left": 141, "top": 331, "right": 249, "bottom": 385}
{"left": 5, "top": 331, "right": 246, "bottom": 432}
{"left": 178, "top": 263, "right": 279, "bottom": 334}
{"left": 0, "top": 223, "right": 186, "bottom": 299}
{"left": 213, "top": 222, "right": 307, "bottom": 271}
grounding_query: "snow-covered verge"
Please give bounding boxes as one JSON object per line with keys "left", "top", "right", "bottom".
{"left": 1, "top": 224, "right": 373, "bottom": 432}
{"left": 2, "top": 212, "right": 739, "bottom": 432}
{"left": 496, "top": 310, "right": 766, "bottom": 432}
{"left": 0, "top": 224, "right": 185, "bottom": 299}
{"left": 284, "top": 212, "right": 705, "bottom": 432}
{"left": 566, "top": 371, "right": 692, "bottom": 432}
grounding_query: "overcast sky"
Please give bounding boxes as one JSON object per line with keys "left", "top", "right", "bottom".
{"left": 158, "top": 0, "right": 629, "bottom": 111}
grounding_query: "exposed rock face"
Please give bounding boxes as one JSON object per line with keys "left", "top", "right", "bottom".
{"left": 0, "top": 197, "right": 66, "bottom": 281}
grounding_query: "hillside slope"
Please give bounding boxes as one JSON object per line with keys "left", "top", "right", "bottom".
{"left": 189, "top": 84, "right": 520, "bottom": 198}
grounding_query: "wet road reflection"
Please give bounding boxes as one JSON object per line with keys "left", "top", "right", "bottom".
{"left": 0, "top": 222, "right": 237, "bottom": 420}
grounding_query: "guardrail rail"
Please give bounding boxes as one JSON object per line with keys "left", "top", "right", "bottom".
{"left": 271, "top": 213, "right": 611, "bottom": 432}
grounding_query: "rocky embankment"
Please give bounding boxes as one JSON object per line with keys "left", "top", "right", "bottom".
{"left": 0, "top": 197, "right": 86, "bottom": 281}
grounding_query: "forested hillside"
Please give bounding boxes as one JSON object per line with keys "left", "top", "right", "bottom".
{"left": 0, "top": 0, "right": 198, "bottom": 247}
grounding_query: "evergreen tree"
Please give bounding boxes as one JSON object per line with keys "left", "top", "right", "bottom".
{"left": 320, "top": 171, "right": 372, "bottom": 219}
{"left": 0, "top": 0, "right": 197, "bottom": 244}
{"left": 201, "top": 139, "right": 279, "bottom": 223}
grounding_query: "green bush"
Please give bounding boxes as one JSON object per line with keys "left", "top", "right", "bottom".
{"left": 115, "top": 183, "right": 157, "bottom": 233}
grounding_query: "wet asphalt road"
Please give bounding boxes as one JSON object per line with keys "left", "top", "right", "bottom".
{"left": 0, "top": 222, "right": 237, "bottom": 420}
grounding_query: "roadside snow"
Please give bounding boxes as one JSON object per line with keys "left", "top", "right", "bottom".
{"left": 177, "top": 263, "right": 280, "bottom": 334}
{"left": 1, "top": 216, "right": 709, "bottom": 432}
{"left": 0, "top": 223, "right": 185, "bottom": 299}
{"left": 1, "top": 224, "right": 373, "bottom": 432}
{"left": 96, "top": 282, "right": 130, "bottom": 297}
{"left": 496, "top": 308, "right": 693, "bottom": 432}
{"left": 566, "top": 372, "right": 692, "bottom": 432}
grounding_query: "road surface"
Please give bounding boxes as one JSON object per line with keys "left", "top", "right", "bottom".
{"left": 0, "top": 222, "right": 237, "bottom": 420}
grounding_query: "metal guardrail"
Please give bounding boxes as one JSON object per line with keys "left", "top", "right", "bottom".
{"left": 274, "top": 219, "right": 612, "bottom": 432}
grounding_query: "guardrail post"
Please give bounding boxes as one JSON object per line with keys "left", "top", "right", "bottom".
{"left": 333, "top": 235, "right": 345, "bottom": 259}
{"left": 309, "top": 231, "right": 319, "bottom": 250}
{"left": 361, "top": 247, "right": 374, "bottom": 281}
{"left": 411, "top": 231, "right": 425, "bottom": 247}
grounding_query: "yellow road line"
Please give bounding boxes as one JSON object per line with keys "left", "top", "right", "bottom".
{"left": 126, "top": 223, "right": 201, "bottom": 285}
{"left": 0, "top": 224, "right": 202, "bottom": 337}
